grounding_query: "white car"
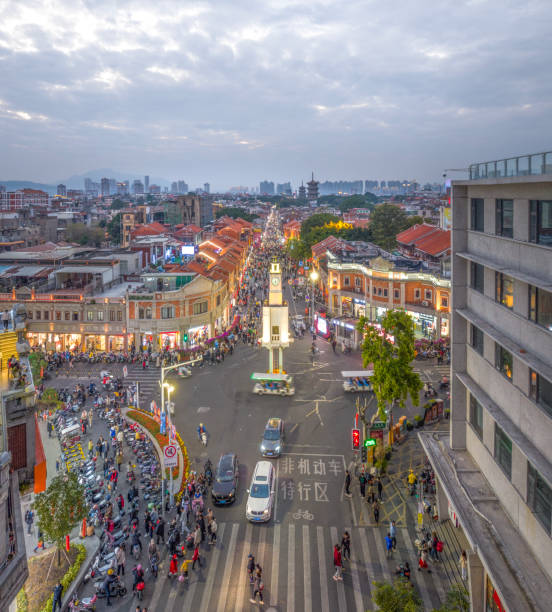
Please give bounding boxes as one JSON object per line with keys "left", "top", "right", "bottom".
{"left": 246, "top": 461, "right": 276, "bottom": 523}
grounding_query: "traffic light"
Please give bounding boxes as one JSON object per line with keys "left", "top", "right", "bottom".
{"left": 361, "top": 446, "right": 367, "bottom": 463}
{"left": 183, "top": 332, "right": 188, "bottom": 343}
{"left": 351, "top": 428, "right": 360, "bottom": 450}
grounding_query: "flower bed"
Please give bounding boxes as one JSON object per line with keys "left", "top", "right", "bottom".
{"left": 127, "top": 409, "right": 182, "bottom": 479}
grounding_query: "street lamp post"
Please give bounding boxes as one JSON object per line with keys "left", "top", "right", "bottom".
{"left": 309, "top": 270, "right": 319, "bottom": 330}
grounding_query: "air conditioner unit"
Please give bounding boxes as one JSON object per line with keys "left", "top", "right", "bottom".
{"left": 422, "top": 300, "right": 429, "bottom": 307}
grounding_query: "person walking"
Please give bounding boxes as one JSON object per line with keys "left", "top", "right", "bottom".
{"left": 25, "top": 508, "right": 34, "bottom": 535}
{"left": 385, "top": 533, "right": 393, "bottom": 558}
{"left": 376, "top": 477, "right": 383, "bottom": 501}
{"left": 389, "top": 520, "right": 397, "bottom": 550}
{"left": 209, "top": 517, "right": 217, "bottom": 545}
{"left": 373, "top": 500, "right": 380, "bottom": 525}
{"left": 359, "top": 471, "right": 367, "bottom": 498}
{"left": 156, "top": 518, "right": 165, "bottom": 544}
{"left": 192, "top": 545, "right": 201, "bottom": 570}
{"left": 341, "top": 531, "right": 351, "bottom": 562}
{"left": 460, "top": 550, "right": 468, "bottom": 581}
{"left": 2, "top": 310, "right": 10, "bottom": 331}
{"left": 250, "top": 567, "right": 264, "bottom": 605}
{"left": 247, "top": 554, "right": 256, "bottom": 584}
{"left": 52, "top": 581, "right": 63, "bottom": 611}
{"left": 344, "top": 470, "right": 352, "bottom": 497}
{"left": 115, "top": 546, "right": 125, "bottom": 576}
{"left": 333, "top": 544, "right": 343, "bottom": 581}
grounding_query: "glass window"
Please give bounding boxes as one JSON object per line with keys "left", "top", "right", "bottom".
{"left": 529, "top": 286, "right": 552, "bottom": 331}
{"left": 27, "top": 311, "right": 33, "bottom": 319}
{"left": 44, "top": 311, "right": 49, "bottom": 320}
{"left": 161, "top": 306, "right": 174, "bottom": 319}
{"left": 441, "top": 296, "right": 448, "bottom": 308}
{"left": 64, "top": 311, "right": 70, "bottom": 321}
{"left": 193, "top": 301, "right": 208, "bottom": 315}
{"left": 494, "top": 425, "right": 512, "bottom": 480}
{"left": 470, "top": 394, "right": 483, "bottom": 438}
{"left": 383, "top": 288, "right": 388, "bottom": 297}
{"left": 495, "top": 273, "right": 514, "bottom": 309}
{"left": 146, "top": 308, "right": 152, "bottom": 319}
{"left": 377, "top": 287, "right": 382, "bottom": 296}
{"left": 424, "top": 289, "right": 432, "bottom": 300}
{"left": 530, "top": 370, "right": 552, "bottom": 418}
{"left": 495, "top": 199, "right": 514, "bottom": 238}
{"left": 72, "top": 312, "right": 79, "bottom": 321}
{"left": 35, "top": 311, "right": 41, "bottom": 320}
{"left": 495, "top": 344, "right": 513, "bottom": 380}
{"left": 471, "top": 324, "right": 484, "bottom": 355}
{"left": 394, "top": 289, "right": 400, "bottom": 299}
{"left": 471, "top": 198, "right": 485, "bottom": 232}
{"left": 216, "top": 295, "right": 221, "bottom": 306}
{"left": 414, "top": 289, "right": 420, "bottom": 299}
{"left": 55, "top": 311, "right": 61, "bottom": 321}
{"left": 87, "top": 311, "right": 93, "bottom": 321}
{"left": 529, "top": 201, "right": 552, "bottom": 246}
{"left": 373, "top": 286, "right": 377, "bottom": 295}
{"left": 355, "top": 277, "right": 361, "bottom": 287}
{"left": 117, "top": 311, "right": 122, "bottom": 321}
{"left": 528, "top": 463, "right": 552, "bottom": 534}
{"left": 470, "top": 262, "right": 484, "bottom": 293}
{"left": 109, "top": 310, "right": 115, "bottom": 321}
{"left": 344, "top": 276, "right": 350, "bottom": 286}
{"left": 138, "top": 308, "right": 144, "bottom": 320}
{"left": 97, "top": 311, "right": 104, "bottom": 321}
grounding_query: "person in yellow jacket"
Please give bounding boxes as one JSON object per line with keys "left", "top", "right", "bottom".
{"left": 180, "top": 556, "right": 193, "bottom": 583}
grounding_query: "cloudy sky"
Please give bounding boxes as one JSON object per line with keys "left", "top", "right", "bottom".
{"left": 1, "top": 0, "right": 551, "bottom": 189}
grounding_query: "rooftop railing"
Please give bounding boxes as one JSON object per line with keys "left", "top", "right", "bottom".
{"left": 469, "top": 151, "right": 552, "bottom": 180}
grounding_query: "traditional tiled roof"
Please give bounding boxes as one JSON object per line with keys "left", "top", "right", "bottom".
{"left": 395, "top": 223, "right": 437, "bottom": 246}
{"left": 414, "top": 229, "right": 451, "bottom": 257}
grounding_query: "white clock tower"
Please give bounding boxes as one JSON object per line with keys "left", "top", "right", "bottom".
{"left": 262, "top": 259, "right": 292, "bottom": 372}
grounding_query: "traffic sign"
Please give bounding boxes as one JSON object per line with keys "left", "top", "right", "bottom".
{"left": 364, "top": 438, "right": 376, "bottom": 447}
{"left": 163, "top": 445, "right": 178, "bottom": 468}
{"left": 371, "top": 420, "right": 387, "bottom": 430}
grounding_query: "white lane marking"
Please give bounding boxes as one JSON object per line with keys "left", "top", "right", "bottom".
{"left": 216, "top": 523, "right": 239, "bottom": 612}
{"left": 273, "top": 461, "right": 279, "bottom": 523}
{"left": 270, "top": 524, "right": 280, "bottom": 607}
{"left": 199, "top": 522, "right": 227, "bottom": 611}
{"left": 288, "top": 524, "right": 295, "bottom": 611}
{"left": 373, "top": 527, "right": 393, "bottom": 582}
{"left": 330, "top": 526, "right": 347, "bottom": 612}
{"left": 401, "top": 526, "right": 439, "bottom": 610}
{"left": 346, "top": 526, "right": 364, "bottom": 612}
{"left": 234, "top": 523, "right": 252, "bottom": 612}
{"left": 356, "top": 528, "right": 374, "bottom": 610}
{"left": 303, "top": 525, "right": 312, "bottom": 612}
{"left": 316, "top": 525, "right": 330, "bottom": 612}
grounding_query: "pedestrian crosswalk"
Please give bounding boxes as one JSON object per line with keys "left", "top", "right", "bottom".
{"left": 144, "top": 521, "right": 445, "bottom": 611}
{"left": 126, "top": 365, "right": 160, "bottom": 408}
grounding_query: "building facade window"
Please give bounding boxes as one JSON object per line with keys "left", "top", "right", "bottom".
{"left": 36, "top": 311, "right": 41, "bottom": 320}
{"left": 193, "top": 301, "right": 208, "bottom": 315}
{"left": 383, "top": 288, "right": 388, "bottom": 297}
{"left": 470, "top": 324, "right": 484, "bottom": 355}
{"left": 87, "top": 311, "right": 93, "bottom": 321}
{"left": 394, "top": 289, "right": 400, "bottom": 299}
{"left": 64, "top": 311, "right": 70, "bottom": 321}
{"left": 470, "top": 394, "right": 483, "bottom": 438}
{"left": 146, "top": 308, "right": 152, "bottom": 319}
{"left": 161, "top": 306, "right": 175, "bottom": 319}
{"left": 377, "top": 287, "right": 382, "bottom": 296}
{"left": 344, "top": 276, "right": 350, "bottom": 286}
{"left": 138, "top": 308, "right": 144, "bottom": 319}
{"left": 495, "top": 272, "right": 514, "bottom": 309}
{"left": 441, "top": 296, "right": 448, "bottom": 308}
{"left": 414, "top": 289, "right": 421, "bottom": 300}
{"left": 27, "top": 311, "right": 33, "bottom": 319}
{"left": 529, "top": 201, "right": 552, "bottom": 246}
{"left": 530, "top": 370, "right": 552, "bottom": 418}
{"left": 528, "top": 463, "right": 552, "bottom": 535}
{"left": 216, "top": 295, "right": 221, "bottom": 306}
{"left": 529, "top": 286, "right": 552, "bottom": 330}
{"left": 44, "top": 311, "right": 49, "bottom": 320}
{"left": 495, "top": 344, "right": 513, "bottom": 380}
{"left": 495, "top": 199, "right": 514, "bottom": 238}
{"left": 471, "top": 198, "right": 485, "bottom": 232}
{"left": 117, "top": 311, "right": 122, "bottom": 321}
{"left": 424, "top": 289, "right": 432, "bottom": 301}
{"left": 73, "top": 312, "right": 79, "bottom": 321}
{"left": 494, "top": 424, "right": 512, "bottom": 480}
{"left": 470, "top": 262, "right": 484, "bottom": 293}
{"left": 109, "top": 310, "right": 115, "bottom": 321}
{"left": 55, "top": 311, "right": 61, "bottom": 321}
{"left": 97, "top": 311, "right": 104, "bottom": 321}
{"left": 355, "top": 277, "right": 361, "bottom": 287}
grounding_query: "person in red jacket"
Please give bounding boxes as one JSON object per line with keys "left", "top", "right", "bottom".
{"left": 333, "top": 544, "right": 343, "bottom": 581}
{"left": 168, "top": 554, "right": 178, "bottom": 578}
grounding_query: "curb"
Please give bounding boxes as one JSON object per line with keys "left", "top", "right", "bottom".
{"left": 61, "top": 536, "right": 100, "bottom": 612}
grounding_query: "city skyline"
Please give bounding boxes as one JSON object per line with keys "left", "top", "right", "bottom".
{"left": 1, "top": 1, "right": 551, "bottom": 189}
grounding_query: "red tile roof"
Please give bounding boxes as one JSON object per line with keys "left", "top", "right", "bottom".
{"left": 396, "top": 223, "right": 437, "bottom": 246}
{"left": 311, "top": 236, "right": 355, "bottom": 258}
{"left": 414, "top": 229, "right": 451, "bottom": 257}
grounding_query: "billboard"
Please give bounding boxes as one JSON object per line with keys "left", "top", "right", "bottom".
{"left": 181, "top": 245, "right": 195, "bottom": 256}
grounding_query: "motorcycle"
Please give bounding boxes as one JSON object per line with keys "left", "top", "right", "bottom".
{"left": 69, "top": 593, "right": 98, "bottom": 610}
{"left": 94, "top": 576, "right": 127, "bottom": 599}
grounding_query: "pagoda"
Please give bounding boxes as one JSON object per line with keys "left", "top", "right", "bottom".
{"left": 307, "top": 172, "right": 319, "bottom": 203}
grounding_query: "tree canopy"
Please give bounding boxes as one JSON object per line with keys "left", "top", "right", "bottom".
{"left": 432, "top": 584, "right": 470, "bottom": 612}
{"left": 65, "top": 222, "right": 104, "bottom": 247}
{"left": 339, "top": 193, "right": 377, "bottom": 212}
{"left": 111, "top": 198, "right": 126, "bottom": 210}
{"left": 300, "top": 213, "right": 340, "bottom": 238}
{"left": 358, "top": 309, "right": 422, "bottom": 421}
{"left": 107, "top": 213, "right": 122, "bottom": 243}
{"left": 369, "top": 204, "right": 422, "bottom": 251}
{"left": 34, "top": 472, "right": 87, "bottom": 565}
{"left": 215, "top": 207, "right": 258, "bottom": 222}
{"left": 372, "top": 579, "right": 423, "bottom": 612}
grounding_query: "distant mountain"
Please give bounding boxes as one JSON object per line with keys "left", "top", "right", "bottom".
{"left": 61, "top": 168, "right": 171, "bottom": 189}
{"left": 0, "top": 180, "right": 57, "bottom": 194}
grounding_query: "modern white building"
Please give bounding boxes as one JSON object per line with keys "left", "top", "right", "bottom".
{"left": 420, "top": 151, "right": 552, "bottom": 611}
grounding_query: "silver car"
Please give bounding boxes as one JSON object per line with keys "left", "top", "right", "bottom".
{"left": 260, "top": 418, "right": 284, "bottom": 457}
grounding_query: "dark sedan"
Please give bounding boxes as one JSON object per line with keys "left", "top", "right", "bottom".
{"left": 211, "top": 453, "right": 239, "bottom": 505}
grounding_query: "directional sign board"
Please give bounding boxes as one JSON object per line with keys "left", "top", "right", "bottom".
{"left": 163, "top": 445, "right": 178, "bottom": 468}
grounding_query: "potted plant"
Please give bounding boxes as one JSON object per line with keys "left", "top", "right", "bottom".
{"left": 406, "top": 420, "right": 414, "bottom": 431}
{"left": 414, "top": 414, "right": 424, "bottom": 428}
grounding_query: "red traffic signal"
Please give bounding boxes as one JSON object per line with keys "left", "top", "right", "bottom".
{"left": 352, "top": 428, "right": 360, "bottom": 450}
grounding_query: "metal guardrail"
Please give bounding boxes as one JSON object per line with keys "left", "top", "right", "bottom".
{"left": 469, "top": 151, "right": 552, "bottom": 180}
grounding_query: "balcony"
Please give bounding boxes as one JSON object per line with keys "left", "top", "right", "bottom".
{"left": 469, "top": 150, "right": 552, "bottom": 180}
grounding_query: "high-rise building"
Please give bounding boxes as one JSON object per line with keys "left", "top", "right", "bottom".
{"left": 109, "top": 178, "right": 116, "bottom": 195}
{"left": 171, "top": 182, "right": 178, "bottom": 193}
{"left": 204, "top": 183, "right": 210, "bottom": 194}
{"left": 133, "top": 180, "right": 144, "bottom": 195}
{"left": 177, "top": 180, "right": 188, "bottom": 194}
{"left": 149, "top": 184, "right": 160, "bottom": 194}
{"left": 57, "top": 184, "right": 67, "bottom": 196}
{"left": 260, "top": 181, "right": 275, "bottom": 195}
{"left": 116, "top": 182, "right": 128, "bottom": 195}
{"left": 364, "top": 180, "right": 379, "bottom": 193}
{"left": 276, "top": 182, "right": 292, "bottom": 195}
{"left": 420, "top": 151, "right": 552, "bottom": 612}
{"left": 100, "top": 177, "right": 110, "bottom": 197}
{"left": 307, "top": 172, "right": 319, "bottom": 202}
{"left": 144, "top": 175, "right": 150, "bottom": 193}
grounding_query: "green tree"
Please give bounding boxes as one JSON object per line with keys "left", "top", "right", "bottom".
{"left": 372, "top": 579, "right": 423, "bottom": 612}
{"left": 433, "top": 584, "right": 470, "bottom": 612}
{"left": 111, "top": 198, "right": 126, "bottom": 210}
{"left": 34, "top": 472, "right": 87, "bottom": 565}
{"left": 369, "top": 203, "right": 419, "bottom": 251}
{"left": 65, "top": 223, "right": 104, "bottom": 247}
{"left": 107, "top": 213, "right": 122, "bottom": 243}
{"left": 357, "top": 310, "right": 422, "bottom": 421}
{"left": 339, "top": 194, "right": 376, "bottom": 212}
{"left": 215, "top": 207, "right": 258, "bottom": 222}
{"left": 286, "top": 238, "right": 311, "bottom": 261}
{"left": 300, "top": 213, "right": 340, "bottom": 238}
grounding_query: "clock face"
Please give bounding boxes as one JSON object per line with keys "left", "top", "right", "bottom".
{"left": 271, "top": 276, "right": 279, "bottom": 287}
